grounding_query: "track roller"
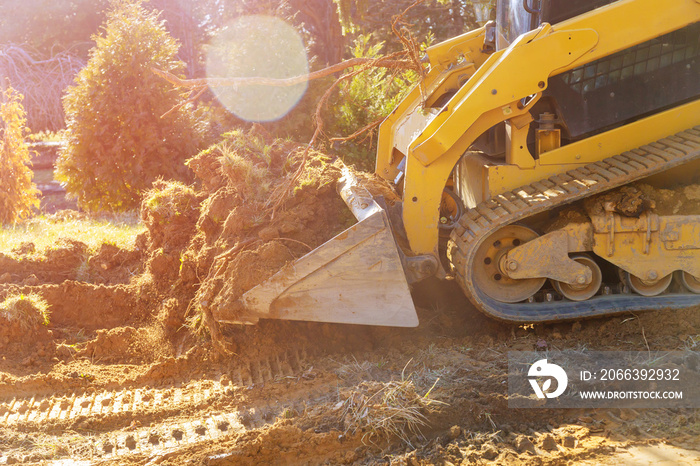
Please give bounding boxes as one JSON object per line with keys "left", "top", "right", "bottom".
{"left": 552, "top": 254, "right": 602, "bottom": 301}
{"left": 624, "top": 271, "right": 673, "bottom": 297}
{"left": 679, "top": 271, "right": 700, "bottom": 294}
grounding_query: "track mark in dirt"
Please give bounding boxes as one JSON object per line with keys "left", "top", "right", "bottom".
{"left": 0, "top": 382, "right": 219, "bottom": 426}
{"left": 95, "top": 411, "right": 247, "bottom": 459}
{"left": 0, "top": 347, "right": 332, "bottom": 464}
{"left": 0, "top": 347, "right": 312, "bottom": 426}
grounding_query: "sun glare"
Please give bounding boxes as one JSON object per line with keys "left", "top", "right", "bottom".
{"left": 205, "top": 15, "right": 309, "bottom": 122}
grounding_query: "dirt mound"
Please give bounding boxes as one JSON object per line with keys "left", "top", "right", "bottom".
{"left": 134, "top": 129, "right": 359, "bottom": 350}
{"left": 0, "top": 238, "right": 88, "bottom": 284}
{"left": 0, "top": 237, "right": 143, "bottom": 286}
{"left": 79, "top": 325, "right": 173, "bottom": 364}
{"left": 0, "top": 282, "right": 148, "bottom": 330}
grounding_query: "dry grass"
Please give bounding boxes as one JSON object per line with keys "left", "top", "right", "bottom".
{"left": 0, "top": 213, "right": 144, "bottom": 255}
{"left": 336, "top": 378, "right": 443, "bottom": 447}
{"left": 335, "top": 359, "right": 382, "bottom": 383}
{"left": 0, "top": 292, "right": 50, "bottom": 329}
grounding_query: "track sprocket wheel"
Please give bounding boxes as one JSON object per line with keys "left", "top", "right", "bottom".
{"left": 472, "top": 225, "right": 546, "bottom": 303}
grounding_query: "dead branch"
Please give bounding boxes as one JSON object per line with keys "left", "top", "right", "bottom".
{"left": 151, "top": 54, "right": 417, "bottom": 92}
{"left": 324, "top": 1, "right": 427, "bottom": 146}
{"left": 160, "top": 86, "right": 206, "bottom": 118}
{"left": 329, "top": 118, "right": 384, "bottom": 143}
{"left": 0, "top": 45, "right": 85, "bottom": 131}
{"left": 391, "top": 0, "right": 428, "bottom": 97}
{"left": 265, "top": 67, "right": 366, "bottom": 218}
{"left": 154, "top": 1, "right": 428, "bottom": 226}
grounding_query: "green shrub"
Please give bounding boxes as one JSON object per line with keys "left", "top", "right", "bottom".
{"left": 327, "top": 34, "right": 417, "bottom": 169}
{"left": 0, "top": 86, "right": 40, "bottom": 224}
{"left": 56, "top": 0, "right": 211, "bottom": 212}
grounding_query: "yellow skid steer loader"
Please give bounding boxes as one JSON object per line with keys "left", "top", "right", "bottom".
{"left": 215, "top": 0, "right": 700, "bottom": 327}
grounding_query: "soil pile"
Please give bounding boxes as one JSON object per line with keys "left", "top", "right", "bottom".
{"left": 0, "top": 237, "right": 142, "bottom": 286}
{"left": 137, "top": 127, "right": 375, "bottom": 349}
{"left": 79, "top": 325, "right": 172, "bottom": 364}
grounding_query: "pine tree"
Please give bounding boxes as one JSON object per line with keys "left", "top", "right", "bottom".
{"left": 0, "top": 86, "right": 40, "bottom": 224}
{"left": 56, "top": 0, "right": 209, "bottom": 211}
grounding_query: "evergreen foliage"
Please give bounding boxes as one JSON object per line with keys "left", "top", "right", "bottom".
{"left": 0, "top": 86, "right": 40, "bottom": 224}
{"left": 55, "top": 0, "right": 210, "bottom": 212}
{"left": 327, "top": 35, "right": 419, "bottom": 169}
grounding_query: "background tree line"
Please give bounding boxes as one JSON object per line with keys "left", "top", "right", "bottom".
{"left": 0, "top": 0, "right": 493, "bottom": 218}
{"left": 0, "top": 0, "right": 492, "bottom": 131}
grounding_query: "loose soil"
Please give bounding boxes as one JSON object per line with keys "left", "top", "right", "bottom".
{"left": 1, "top": 131, "right": 698, "bottom": 465}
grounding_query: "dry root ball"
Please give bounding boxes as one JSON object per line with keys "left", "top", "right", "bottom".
{"left": 166, "top": 129, "right": 360, "bottom": 342}
{"left": 141, "top": 180, "right": 202, "bottom": 253}
{"left": 0, "top": 293, "right": 51, "bottom": 346}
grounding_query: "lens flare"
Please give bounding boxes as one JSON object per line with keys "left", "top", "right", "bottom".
{"left": 206, "top": 15, "right": 308, "bottom": 122}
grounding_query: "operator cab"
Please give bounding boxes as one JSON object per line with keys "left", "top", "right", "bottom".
{"left": 488, "top": 0, "right": 699, "bottom": 146}
{"left": 496, "top": 0, "right": 619, "bottom": 48}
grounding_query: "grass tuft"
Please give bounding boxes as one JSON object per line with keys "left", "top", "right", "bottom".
{"left": 142, "top": 181, "right": 198, "bottom": 219}
{"left": 337, "top": 378, "right": 444, "bottom": 447}
{"left": 0, "top": 292, "right": 50, "bottom": 329}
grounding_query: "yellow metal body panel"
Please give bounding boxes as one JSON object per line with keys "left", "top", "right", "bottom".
{"left": 410, "top": 26, "right": 598, "bottom": 167}
{"left": 505, "top": 113, "right": 536, "bottom": 168}
{"left": 375, "top": 0, "right": 700, "bottom": 256}
{"left": 375, "top": 27, "right": 489, "bottom": 182}
{"left": 590, "top": 213, "right": 700, "bottom": 279}
{"left": 538, "top": 100, "right": 700, "bottom": 166}
{"left": 483, "top": 99, "right": 700, "bottom": 200}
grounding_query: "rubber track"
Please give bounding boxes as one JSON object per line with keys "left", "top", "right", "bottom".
{"left": 449, "top": 127, "right": 700, "bottom": 322}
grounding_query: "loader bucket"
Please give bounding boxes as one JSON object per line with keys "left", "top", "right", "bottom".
{"left": 214, "top": 166, "right": 419, "bottom": 327}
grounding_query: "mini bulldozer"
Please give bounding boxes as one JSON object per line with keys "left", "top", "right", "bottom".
{"left": 215, "top": 0, "right": 700, "bottom": 327}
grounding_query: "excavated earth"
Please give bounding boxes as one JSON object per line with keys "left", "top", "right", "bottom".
{"left": 1, "top": 134, "right": 699, "bottom": 464}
